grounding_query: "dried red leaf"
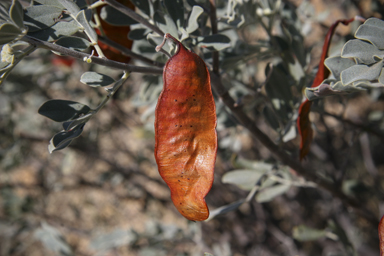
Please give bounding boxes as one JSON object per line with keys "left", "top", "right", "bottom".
{"left": 297, "top": 100, "right": 313, "bottom": 160}
{"left": 380, "top": 215, "right": 384, "bottom": 256}
{"left": 95, "top": 0, "right": 134, "bottom": 63}
{"left": 155, "top": 34, "right": 217, "bottom": 221}
{"left": 297, "top": 17, "right": 363, "bottom": 160}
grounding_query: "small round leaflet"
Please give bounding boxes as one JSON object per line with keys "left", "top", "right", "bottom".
{"left": 154, "top": 34, "right": 217, "bottom": 221}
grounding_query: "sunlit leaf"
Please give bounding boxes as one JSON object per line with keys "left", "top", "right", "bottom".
{"left": 256, "top": 183, "right": 290, "bottom": 203}
{"left": 222, "top": 169, "right": 267, "bottom": 191}
{"left": 76, "top": 9, "right": 97, "bottom": 42}
{"left": 28, "top": 20, "right": 81, "bottom": 42}
{"left": 341, "top": 60, "right": 383, "bottom": 85}
{"left": 61, "top": 0, "right": 81, "bottom": 16}
{"left": 33, "top": 0, "right": 65, "bottom": 9}
{"left": 80, "top": 72, "right": 115, "bottom": 87}
{"left": 355, "top": 18, "right": 384, "bottom": 49}
{"left": 186, "top": 6, "right": 204, "bottom": 34}
{"left": 24, "top": 5, "right": 63, "bottom": 32}
{"left": 341, "top": 39, "right": 381, "bottom": 65}
{"left": 324, "top": 56, "right": 356, "bottom": 80}
{"left": 292, "top": 225, "right": 327, "bottom": 242}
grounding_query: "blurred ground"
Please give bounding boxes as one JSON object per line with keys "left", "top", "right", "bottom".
{"left": 1, "top": 0, "right": 384, "bottom": 256}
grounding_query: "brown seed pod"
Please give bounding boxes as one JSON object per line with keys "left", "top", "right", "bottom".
{"left": 154, "top": 34, "right": 217, "bottom": 221}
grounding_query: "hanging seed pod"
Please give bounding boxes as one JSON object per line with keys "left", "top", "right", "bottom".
{"left": 154, "top": 34, "right": 217, "bottom": 221}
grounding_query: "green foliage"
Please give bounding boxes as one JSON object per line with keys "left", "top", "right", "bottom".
{"left": 305, "top": 17, "right": 384, "bottom": 100}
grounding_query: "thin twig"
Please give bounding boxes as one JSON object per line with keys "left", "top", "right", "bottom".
{"left": 98, "top": 35, "right": 164, "bottom": 67}
{"left": 21, "top": 35, "right": 163, "bottom": 74}
{"left": 103, "top": 0, "right": 164, "bottom": 37}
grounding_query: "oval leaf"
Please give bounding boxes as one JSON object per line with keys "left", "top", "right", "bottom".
{"left": 341, "top": 60, "right": 383, "bottom": 85}
{"left": 355, "top": 18, "right": 384, "bottom": 49}
{"left": 222, "top": 169, "right": 267, "bottom": 191}
{"left": 80, "top": 72, "right": 115, "bottom": 87}
{"left": 60, "top": 0, "right": 81, "bottom": 15}
{"left": 55, "top": 36, "right": 91, "bottom": 51}
{"left": 9, "top": 0, "right": 24, "bottom": 29}
{"left": 341, "top": 39, "right": 381, "bottom": 65}
{"left": 186, "top": 6, "right": 204, "bottom": 34}
{"left": 0, "top": 23, "right": 21, "bottom": 44}
{"left": 256, "top": 183, "right": 290, "bottom": 203}
{"left": 28, "top": 20, "right": 81, "bottom": 42}
{"left": 76, "top": 9, "right": 97, "bottom": 42}
{"left": 38, "top": 100, "right": 91, "bottom": 122}
{"left": 24, "top": 5, "right": 63, "bottom": 32}
{"left": 324, "top": 55, "right": 356, "bottom": 80}
{"left": 292, "top": 225, "right": 327, "bottom": 242}
{"left": 48, "top": 124, "right": 84, "bottom": 153}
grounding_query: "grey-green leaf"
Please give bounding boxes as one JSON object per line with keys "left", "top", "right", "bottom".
{"left": 100, "top": 6, "right": 138, "bottom": 26}
{"left": 197, "top": 34, "right": 231, "bottom": 51}
{"left": 28, "top": 20, "right": 81, "bottom": 42}
{"left": 0, "top": 23, "right": 21, "bottom": 44}
{"left": 48, "top": 124, "right": 84, "bottom": 153}
{"left": 24, "top": 5, "right": 63, "bottom": 32}
{"left": 76, "top": 10, "right": 97, "bottom": 42}
{"left": 9, "top": 0, "right": 24, "bottom": 28}
{"left": 222, "top": 169, "right": 267, "bottom": 191}
{"left": 292, "top": 225, "right": 327, "bottom": 242}
{"left": 186, "top": 6, "right": 204, "bottom": 34}
{"left": 324, "top": 56, "right": 356, "bottom": 80}
{"left": 80, "top": 72, "right": 115, "bottom": 87}
{"left": 256, "top": 183, "right": 290, "bottom": 203}
{"left": 341, "top": 60, "right": 383, "bottom": 85}
{"left": 38, "top": 100, "right": 91, "bottom": 122}
{"left": 61, "top": 0, "right": 81, "bottom": 16}
{"left": 341, "top": 39, "right": 382, "bottom": 65}
{"left": 355, "top": 18, "right": 384, "bottom": 49}
{"left": 34, "top": 222, "right": 73, "bottom": 255}
{"left": 55, "top": 36, "right": 91, "bottom": 51}
{"left": 33, "top": 0, "right": 65, "bottom": 9}
{"left": 164, "top": 0, "right": 184, "bottom": 28}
